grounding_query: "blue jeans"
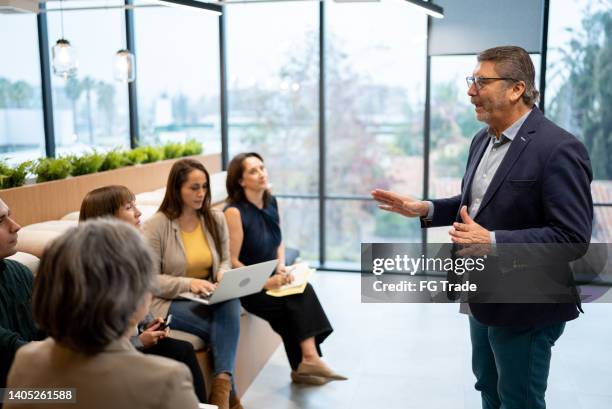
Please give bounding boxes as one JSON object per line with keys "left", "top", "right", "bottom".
{"left": 469, "top": 316, "right": 565, "bottom": 409}
{"left": 169, "top": 298, "right": 241, "bottom": 378}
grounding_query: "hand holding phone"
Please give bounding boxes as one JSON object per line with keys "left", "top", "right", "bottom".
{"left": 157, "top": 314, "right": 173, "bottom": 331}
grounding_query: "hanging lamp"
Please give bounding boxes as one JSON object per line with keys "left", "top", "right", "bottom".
{"left": 52, "top": 0, "right": 78, "bottom": 79}
{"left": 114, "top": 49, "right": 136, "bottom": 83}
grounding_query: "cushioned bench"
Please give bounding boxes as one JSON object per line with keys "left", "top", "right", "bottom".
{"left": 7, "top": 251, "right": 40, "bottom": 274}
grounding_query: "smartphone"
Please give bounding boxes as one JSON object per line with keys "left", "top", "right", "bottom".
{"left": 157, "top": 314, "right": 173, "bottom": 331}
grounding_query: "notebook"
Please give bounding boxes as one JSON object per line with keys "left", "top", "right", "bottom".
{"left": 266, "top": 262, "right": 314, "bottom": 297}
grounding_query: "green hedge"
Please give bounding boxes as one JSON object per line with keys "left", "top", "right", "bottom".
{"left": 0, "top": 160, "right": 32, "bottom": 189}
{"left": 0, "top": 139, "right": 204, "bottom": 190}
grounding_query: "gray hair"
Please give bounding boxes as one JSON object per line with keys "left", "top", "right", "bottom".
{"left": 478, "top": 46, "right": 539, "bottom": 106}
{"left": 33, "top": 218, "right": 156, "bottom": 354}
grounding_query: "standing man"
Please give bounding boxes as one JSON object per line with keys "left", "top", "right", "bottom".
{"left": 372, "top": 46, "right": 593, "bottom": 409}
{"left": 0, "top": 198, "right": 39, "bottom": 393}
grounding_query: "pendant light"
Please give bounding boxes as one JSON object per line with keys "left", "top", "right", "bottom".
{"left": 114, "top": 49, "right": 136, "bottom": 83}
{"left": 52, "top": 0, "right": 78, "bottom": 79}
{"left": 114, "top": 13, "right": 136, "bottom": 83}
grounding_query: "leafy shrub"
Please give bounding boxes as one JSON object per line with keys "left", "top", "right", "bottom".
{"left": 125, "top": 148, "right": 147, "bottom": 165}
{"left": 0, "top": 160, "right": 32, "bottom": 189}
{"left": 3, "top": 140, "right": 207, "bottom": 189}
{"left": 163, "top": 142, "right": 184, "bottom": 159}
{"left": 33, "top": 157, "right": 72, "bottom": 183}
{"left": 11, "top": 161, "right": 32, "bottom": 187}
{"left": 69, "top": 151, "right": 104, "bottom": 176}
{"left": 100, "top": 149, "right": 130, "bottom": 171}
{"left": 137, "top": 146, "right": 164, "bottom": 164}
{"left": 182, "top": 139, "right": 203, "bottom": 156}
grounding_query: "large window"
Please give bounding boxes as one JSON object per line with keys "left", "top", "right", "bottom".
{"left": 0, "top": 15, "right": 45, "bottom": 164}
{"left": 2, "top": 1, "right": 606, "bottom": 267}
{"left": 134, "top": 3, "right": 221, "bottom": 153}
{"left": 47, "top": 0, "right": 130, "bottom": 156}
{"left": 227, "top": 2, "right": 319, "bottom": 259}
{"left": 325, "top": 1, "right": 426, "bottom": 265}
{"left": 546, "top": 0, "right": 612, "bottom": 243}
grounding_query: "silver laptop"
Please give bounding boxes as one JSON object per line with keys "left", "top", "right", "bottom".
{"left": 179, "top": 260, "right": 277, "bottom": 305}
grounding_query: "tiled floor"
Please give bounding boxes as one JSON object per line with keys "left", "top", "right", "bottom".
{"left": 242, "top": 272, "right": 612, "bottom": 409}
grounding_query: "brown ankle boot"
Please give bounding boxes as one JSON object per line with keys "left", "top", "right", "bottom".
{"left": 209, "top": 377, "right": 232, "bottom": 409}
{"left": 229, "top": 392, "right": 244, "bottom": 409}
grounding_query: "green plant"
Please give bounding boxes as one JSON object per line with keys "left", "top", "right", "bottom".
{"left": 0, "top": 163, "right": 11, "bottom": 189}
{"left": 69, "top": 151, "right": 104, "bottom": 176}
{"left": 137, "top": 145, "right": 164, "bottom": 163}
{"left": 100, "top": 148, "right": 130, "bottom": 171}
{"left": 0, "top": 160, "right": 32, "bottom": 189}
{"left": 125, "top": 148, "right": 147, "bottom": 165}
{"left": 182, "top": 139, "right": 203, "bottom": 156}
{"left": 33, "top": 157, "right": 72, "bottom": 183}
{"left": 11, "top": 161, "right": 32, "bottom": 187}
{"left": 163, "top": 142, "right": 184, "bottom": 159}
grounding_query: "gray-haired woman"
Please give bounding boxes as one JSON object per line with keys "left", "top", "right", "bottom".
{"left": 4, "top": 219, "right": 199, "bottom": 409}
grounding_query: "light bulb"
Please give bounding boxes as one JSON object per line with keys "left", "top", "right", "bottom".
{"left": 52, "top": 39, "right": 78, "bottom": 79}
{"left": 114, "top": 49, "right": 136, "bottom": 83}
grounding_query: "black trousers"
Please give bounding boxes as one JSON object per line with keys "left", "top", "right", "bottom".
{"left": 143, "top": 337, "right": 207, "bottom": 402}
{"left": 241, "top": 283, "right": 333, "bottom": 370}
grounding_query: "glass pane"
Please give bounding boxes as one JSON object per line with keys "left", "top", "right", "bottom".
{"left": 47, "top": 3, "right": 130, "bottom": 156}
{"left": 277, "top": 197, "right": 319, "bottom": 263}
{"left": 326, "top": 1, "right": 426, "bottom": 198}
{"left": 134, "top": 6, "right": 221, "bottom": 152}
{"left": 593, "top": 206, "right": 612, "bottom": 243}
{"left": 592, "top": 181, "right": 612, "bottom": 205}
{"left": 429, "top": 56, "right": 481, "bottom": 199}
{"left": 326, "top": 199, "right": 422, "bottom": 267}
{"left": 0, "top": 15, "right": 45, "bottom": 164}
{"left": 546, "top": 0, "right": 612, "bottom": 203}
{"left": 227, "top": 2, "right": 318, "bottom": 195}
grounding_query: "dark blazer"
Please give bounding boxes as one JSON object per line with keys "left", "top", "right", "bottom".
{"left": 423, "top": 107, "right": 593, "bottom": 327}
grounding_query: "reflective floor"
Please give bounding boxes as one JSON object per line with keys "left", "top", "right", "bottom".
{"left": 242, "top": 272, "right": 612, "bottom": 409}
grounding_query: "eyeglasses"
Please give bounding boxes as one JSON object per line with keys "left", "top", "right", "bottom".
{"left": 466, "top": 76, "right": 518, "bottom": 90}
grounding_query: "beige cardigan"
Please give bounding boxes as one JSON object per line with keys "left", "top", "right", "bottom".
{"left": 6, "top": 337, "right": 198, "bottom": 409}
{"left": 143, "top": 210, "right": 231, "bottom": 317}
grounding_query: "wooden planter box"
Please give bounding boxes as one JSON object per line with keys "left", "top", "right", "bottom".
{"left": 0, "top": 153, "right": 221, "bottom": 226}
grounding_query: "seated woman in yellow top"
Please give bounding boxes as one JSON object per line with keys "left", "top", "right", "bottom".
{"left": 143, "top": 158, "right": 241, "bottom": 409}
{"left": 181, "top": 221, "right": 214, "bottom": 279}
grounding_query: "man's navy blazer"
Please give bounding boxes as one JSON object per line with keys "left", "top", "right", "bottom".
{"left": 423, "top": 107, "right": 593, "bottom": 328}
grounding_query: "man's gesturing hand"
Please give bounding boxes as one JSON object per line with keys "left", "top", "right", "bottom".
{"left": 371, "top": 189, "right": 429, "bottom": 218}
{"left": 449, "top": 206, "right": 491, "bottom": 244}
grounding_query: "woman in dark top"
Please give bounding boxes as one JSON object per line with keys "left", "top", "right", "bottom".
{"left": 224, "top": 152, "right": 346, "bottom": 385}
